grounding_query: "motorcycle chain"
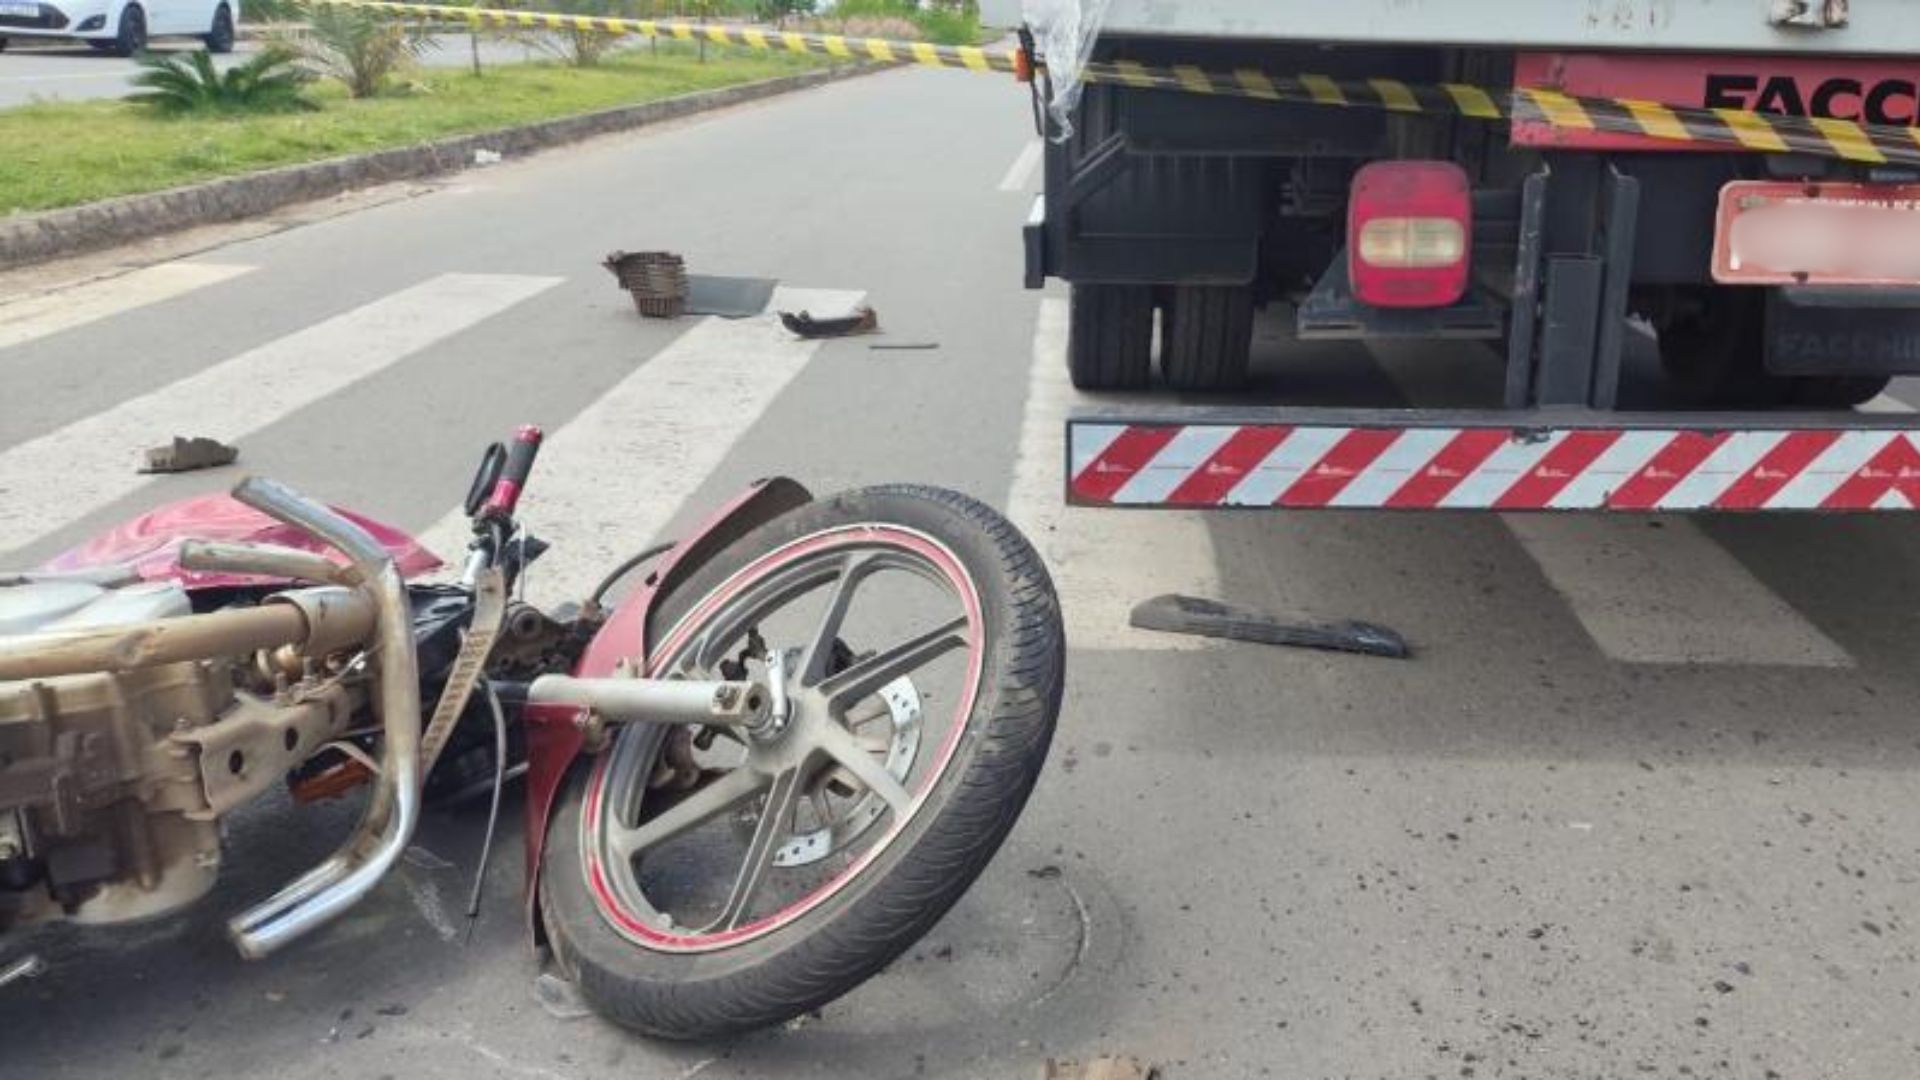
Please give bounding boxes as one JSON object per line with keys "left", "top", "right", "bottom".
{"left": 420, "top": 566, "right": 509, "bottom": 779}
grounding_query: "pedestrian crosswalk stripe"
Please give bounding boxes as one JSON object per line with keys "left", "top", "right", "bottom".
{"left": 0, "top": 273, "right": 561, "bottom": 561}
{"left": 1005, "top": 297, "right": 1224, "bottom": 651}
{"left": 1503, "top": 514, "right": 1852, "bottom": 667}
{"left": 1858, "top": 393, "right": 1916, "bottom": 414}
{"left": 1354, "top": 341, "right": 1852, "bottom": 666}
{"left": 0, "top": 263, "right": 254, "bottom": 354}
{"left": 414, "top": 286, "right": 864, "bottom": 606}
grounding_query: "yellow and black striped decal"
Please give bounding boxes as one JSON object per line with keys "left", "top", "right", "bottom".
{"left": 1076, "top": 61, "right": 1920, "bottom": 168}
{"left": 302, "top": 0, "right": 1920, "bottom": 168}
{"left": 302, "top": 0, "right": 1017, "bottom": 74}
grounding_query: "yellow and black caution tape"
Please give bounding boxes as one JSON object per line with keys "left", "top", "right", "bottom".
{"left": 307, "top": 0, "right": 1920, "bottom": 168}
{"left": 303, "top": 0, "right": 1019, "bottom": 74}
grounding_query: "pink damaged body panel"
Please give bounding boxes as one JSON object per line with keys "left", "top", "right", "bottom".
{"left": 1513, "top": 52, "right": 1920, "bottom": 152}
{"left": 42, "top": 492, "right": 443, "bottom": 589}
{"left": 521, "top": 477, "right": 812, "bottom": 938}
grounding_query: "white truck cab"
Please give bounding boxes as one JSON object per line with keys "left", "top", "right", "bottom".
{"left": 0, "top": 0, "right": 238, "bottom": 57}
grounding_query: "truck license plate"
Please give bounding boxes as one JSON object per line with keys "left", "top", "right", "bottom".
{"left": 0, "top": 3, "right": 39, "bottom": 15}
{"left": 1713, "top": 181, "right": 1920, "bottom": 287}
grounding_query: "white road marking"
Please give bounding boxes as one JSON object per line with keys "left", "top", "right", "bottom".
{"left": 414, "top": 287, "right": 863, "bottom": 605}
{"left": 0, "top": 262, "right": 254, "bottom": 353}
{"left": 0, "top": 70, "right": 132, "bottom": 84}
{"left": 0, "top": 273, "right": 561, "bottom": 560}
{"left": 1006, "top": 297, "right": 1222, "bottom": 650}
{"left": 997, "top": 139, "right": 1043, "bottom": 192}
{"left": 1357, "top": 342, "right": 1847, "bottom": 666}
{"left": 1858, "top": 393, "right": 1916, "bottom": 414}
{"left": 1503, "top": 514, "right": 1852, "bottom": 667}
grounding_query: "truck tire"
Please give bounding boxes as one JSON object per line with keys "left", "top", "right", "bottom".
{"left": 1067, "top": 284, "right": 1153, "bottom": 391}
{"left": 1655, "top": 288, "right": 1786, "bottom": 407}
{"left": 1791, "top": 375, "right": 1892, "bottom": 409}
{"left": 1659, "top": 289, "right": 1894, "bottom": 410}
{"left": 1160, "top": 285, "right": 1254, "bottom": 392}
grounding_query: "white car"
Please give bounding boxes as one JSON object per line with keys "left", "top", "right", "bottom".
{"left": 0, "top": 0, "right": 237, "bottom": 57}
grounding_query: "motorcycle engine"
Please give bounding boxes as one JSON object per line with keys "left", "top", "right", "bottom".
{"left": 0, "top": 581, "right": 235, "bottom": 929}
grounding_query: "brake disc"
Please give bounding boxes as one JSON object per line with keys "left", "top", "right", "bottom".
{"left": 771, "top": 675, "right": 922, "bottom": 868}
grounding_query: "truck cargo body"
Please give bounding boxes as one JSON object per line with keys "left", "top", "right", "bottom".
{"left": 994, "top": 1, "right": 1920, "bottom": 411}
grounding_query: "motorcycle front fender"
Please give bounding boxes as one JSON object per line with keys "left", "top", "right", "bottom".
{"left": 521, "top": 477, "right": 813, "bottom": 941}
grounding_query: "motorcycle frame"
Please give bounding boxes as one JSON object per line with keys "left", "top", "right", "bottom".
{"left": 0, "top": 469, "right": 815, "bottom": 954}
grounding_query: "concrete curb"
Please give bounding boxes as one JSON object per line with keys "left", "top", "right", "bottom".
{"left": 0, "top": 63, "right": 876, "bottom": 270}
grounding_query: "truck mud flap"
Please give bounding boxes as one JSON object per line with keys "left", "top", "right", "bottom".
{"left": 1067, "top": 408, "right": 1920, "bottom": 513}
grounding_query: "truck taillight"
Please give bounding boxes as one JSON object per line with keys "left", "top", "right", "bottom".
{"left": 1348, "top": 161, "right": 1472, "bottom": 309}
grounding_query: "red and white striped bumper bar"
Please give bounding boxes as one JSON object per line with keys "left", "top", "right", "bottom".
{"left": 1067, "top": 413, "right": 1920, "bottom": 512}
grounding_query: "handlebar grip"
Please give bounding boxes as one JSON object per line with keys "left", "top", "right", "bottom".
{"left": 483, "top": 425, "right": 543, "bottom": 518}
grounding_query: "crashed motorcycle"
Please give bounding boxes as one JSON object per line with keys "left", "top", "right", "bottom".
{"left": 0, "top": 427, "right": 1064, "bottom": 1038}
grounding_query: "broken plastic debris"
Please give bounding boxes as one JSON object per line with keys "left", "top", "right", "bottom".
{"left": 138, "top": 436, "right": 238, "bottom": 474}
{"left": 1129, "top": 594, "right": 1410, "bottom": 659}
{"left": 779, "top": 306, "right": 879, "bottom": 339}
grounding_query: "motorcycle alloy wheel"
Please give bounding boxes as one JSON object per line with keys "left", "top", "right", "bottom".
{"left": 539, "top": 485, "right": 1064, "bottom": 1039}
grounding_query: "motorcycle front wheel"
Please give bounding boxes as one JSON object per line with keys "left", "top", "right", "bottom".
{"left": 538, "top": 485, "right": 1064, "bottom": 1039}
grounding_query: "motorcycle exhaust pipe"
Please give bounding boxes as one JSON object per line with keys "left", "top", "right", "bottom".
{"left": 221, "top": 478, "right": 424, "bottom": 960}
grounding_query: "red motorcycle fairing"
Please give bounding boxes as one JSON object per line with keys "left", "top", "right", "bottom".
{"left": 41, "top": 492, "right": 443, "bottom": 589}
{"left": 522, "top": 477, "right": 813, "bottom": 939}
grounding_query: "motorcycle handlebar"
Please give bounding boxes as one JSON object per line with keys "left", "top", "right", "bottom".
{"left": 481, "top": 424, "right": 543, "bottom": 520}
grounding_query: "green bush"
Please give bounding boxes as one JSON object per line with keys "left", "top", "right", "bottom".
{"left": 237, "top": 0, "right": 303, "bottom": 23}
{"left": 129, "top": 46, "right": 313, "bottom": 114}
{"left": 282, "top": 6, "right": 429, "bottom": 97}
{"left": 816, "top": 0, "right": 979, "bottom": 45}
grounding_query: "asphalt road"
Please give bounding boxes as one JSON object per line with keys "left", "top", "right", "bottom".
{"left": 5, "top": 66, "right": 1920, "bottom": 1080}
{"left": 0, "top": 33, "right": 564, "bottom": 108}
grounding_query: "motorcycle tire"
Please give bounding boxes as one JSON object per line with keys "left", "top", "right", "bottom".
{"left": 538, "top": 484, "right": 1064, "bottom": 1040}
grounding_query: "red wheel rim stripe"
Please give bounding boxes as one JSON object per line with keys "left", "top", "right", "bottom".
{"left": 579, "top": 524, "right": 986, "bottom": 953}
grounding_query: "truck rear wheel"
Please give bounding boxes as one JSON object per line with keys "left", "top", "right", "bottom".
{"left": 1657, "top": 288, "right": 1892, "bottom": 409}
{"left": 1791, "top": 375, "right": 1892, "bottom": 409}
{"left": 1655, "top": 288, "right": 1785, "bottom": 407}
{"left": 1160, "top": 285, "right": 1254, "bottom": 392}
{"left": 1067, "top": 284, "right": 1153, "bottom": 391}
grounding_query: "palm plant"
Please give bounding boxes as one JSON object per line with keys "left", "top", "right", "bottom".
{"left": 129, "top": 45, "right": 313, "bottom": 114}
{"left": 285, "top": 5, "right": 430, "bottom": 98}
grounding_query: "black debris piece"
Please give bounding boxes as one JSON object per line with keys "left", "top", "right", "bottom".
{"left": 1129, "top": 594, "right": 1411, "bottom": 659}
{"left": 139, "top": 436, "right": 239, "bottom": 474}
